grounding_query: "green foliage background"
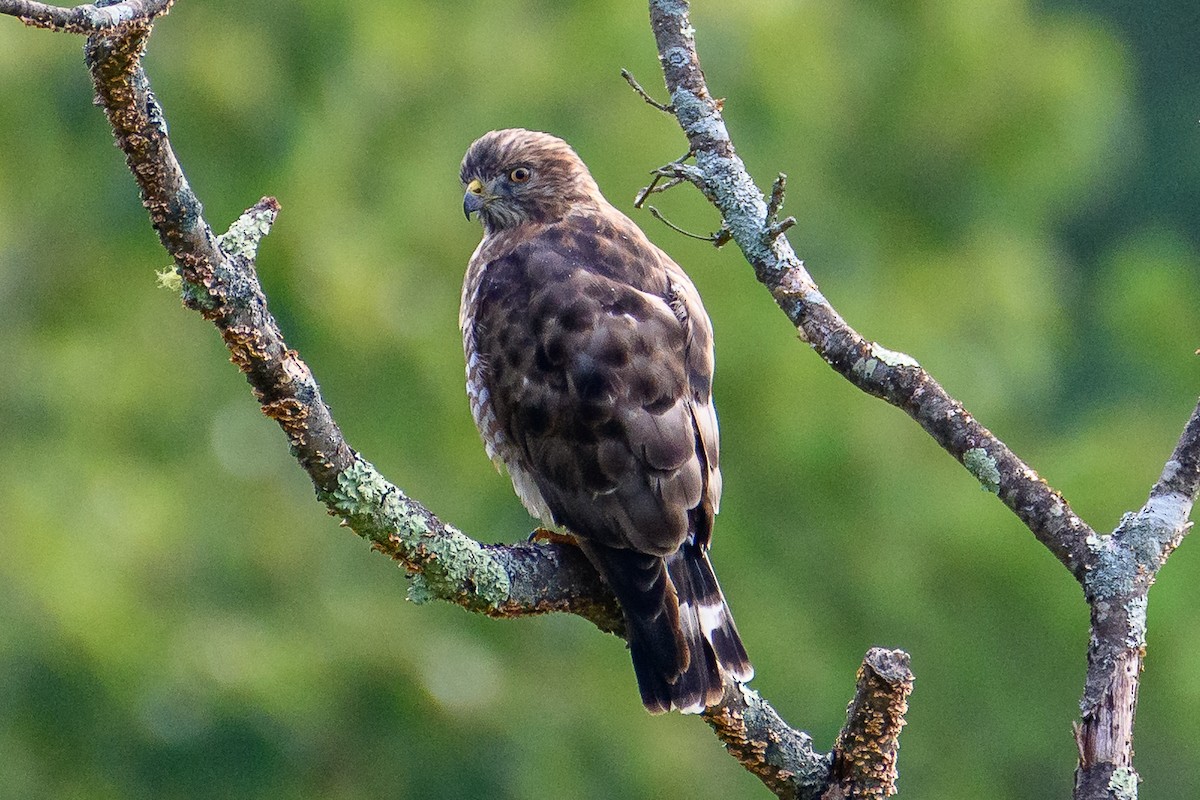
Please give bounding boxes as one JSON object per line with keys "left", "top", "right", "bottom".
{"left": 1, "top": 1, "right": 1198, "bottom": 798}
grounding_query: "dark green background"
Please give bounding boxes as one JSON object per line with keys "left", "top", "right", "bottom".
{"left": 1, "top": 2, "right": 1198, "bottom": 798}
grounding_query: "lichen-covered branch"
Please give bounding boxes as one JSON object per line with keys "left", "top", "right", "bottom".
{"left": 0, "top": 0, "right": 172, "bottom": 32}
{"left": 823, "top": 649, "right": 913, "bottom": 799}
{"left": 1074, "top": 396, "right": 1200, "bottom": 800}
{"left": 642, "top": 4, "right": 1200, "bottom": 799}
{"left": 644, "top": 0, "right": 1095, "bottom": 579}
{"left": 79, "top": 20, "right": 621, "bottom": 631}
{"left": 703, "top": 685, "right": 832, "bottom": 800}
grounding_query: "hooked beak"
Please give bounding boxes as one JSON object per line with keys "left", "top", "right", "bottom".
{"left": 463, "top": 178, "right": 487, "bottom": 220}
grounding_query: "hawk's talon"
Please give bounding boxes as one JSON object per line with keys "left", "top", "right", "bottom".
{"left": 528, "top": 527, "right": 578, "bottom": 547}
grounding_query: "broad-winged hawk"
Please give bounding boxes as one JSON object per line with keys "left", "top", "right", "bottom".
{"left": 459, "top": 129, "right": 752, "bottom": 713}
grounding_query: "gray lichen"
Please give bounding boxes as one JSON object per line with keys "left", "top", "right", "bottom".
{"left": 218, "top": 203, "right": 277, "bottom": 260}
{"left": 1118, "top": 495, "right": 1190, "bottom": 570}
{"left": 1083, "top": 541, "right": 1135, "bottom": 602}
{"left": 868, "top": 342, "right": 920, "bottom": 369}
{"left": 1125, "top": 595, "right": 1148, "bottom": 649}
{"left": 1107, "top": 766, "right": 1139, "bottom": 800}
{"left": 852, "top": 357, "right": 880, "bottom": 382}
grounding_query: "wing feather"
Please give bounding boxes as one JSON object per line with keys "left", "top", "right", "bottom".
{"left": 465, "top": 207, "right": 719, "bottom": 557}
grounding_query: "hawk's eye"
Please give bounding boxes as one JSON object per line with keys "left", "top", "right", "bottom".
{"left": 509, "top": 167, "right": 531, "bottom": 183}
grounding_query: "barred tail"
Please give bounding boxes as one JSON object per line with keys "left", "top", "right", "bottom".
{"left": 579, "top": 540, "right": 753, "bottom": 714}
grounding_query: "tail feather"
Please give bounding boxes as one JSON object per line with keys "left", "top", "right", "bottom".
{"left": 672, "top": 543, "right": 753, "bottom": 684}
{"left": 579, "top": 539, "right": 752, "bottom": 714}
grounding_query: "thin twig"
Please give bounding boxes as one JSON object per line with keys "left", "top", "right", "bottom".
{"left": 647, "top": 205, "right": 730, "bottom": 246}
{"left": 621, "top": 67, "right": 673, "bottom": 113}
{"left": 634, "top": 151, "right": 695, "bottom": 207}
{"left": 766, "top": 172, "right": 788, "bottom": 220}
{"left": 764, "top": 216, "right": 796, "bottom": 243}
{"left": 633, "top": 173, "right": 683, "bottom": 208}
{"left": 762, "top": 173, "right": 796, "bottom": 242}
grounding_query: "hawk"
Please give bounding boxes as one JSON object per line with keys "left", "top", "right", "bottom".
{"left": 459, "top": 128, "right": 752, "bottom": 713}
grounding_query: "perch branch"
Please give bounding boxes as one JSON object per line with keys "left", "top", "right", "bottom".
{"left": 0, "top": 10, "right": 893, "bottom": 797}
{"left": 77, "top": 16, "right": 623, "bottom": 631}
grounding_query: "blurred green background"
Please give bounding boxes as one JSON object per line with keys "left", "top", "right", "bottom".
{"left": 1, "top": 1, "right": 1198, "bottom": 798}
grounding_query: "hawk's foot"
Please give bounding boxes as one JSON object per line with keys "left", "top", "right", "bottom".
{"left": 528, "top": 527, "right": 578, "bottom": 547}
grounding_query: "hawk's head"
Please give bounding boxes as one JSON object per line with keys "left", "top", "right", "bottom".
{"left": 460, "top": 129, "right": 603, "bottom": 233}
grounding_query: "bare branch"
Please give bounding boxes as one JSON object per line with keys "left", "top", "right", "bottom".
{"left": 645, "top": 0, "right": 1096, "bottom": 577}
{"left": 646, "top": 204, "right": 731, "bottom": 246}
{"left": 0, "top": 0, "right": 171, "bottom": 32}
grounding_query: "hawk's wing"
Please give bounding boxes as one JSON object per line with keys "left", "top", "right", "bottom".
{"left": 467, "top": 208, "right": 720, "bottom": 557}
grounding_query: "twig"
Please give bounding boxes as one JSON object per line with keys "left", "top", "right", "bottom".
{"left": 646, "top": 205, "right": 731, "bottom": 246}
{"left": 633, "top": 173, "right": 683, "bottom": 208}
{"left": 0, "top": 0, "right": 172, "bottom": 32}
{"left": 763, "top": 173, "right": 797, "bottom": 242}
{"left": 621, "top": 67, "right": 673, "bottom": 113}
{"left": 633, "top": 151, "right": 695, "bottom": 207}
{"left": 766, "top": 172, "right": 788, "bottom": 220}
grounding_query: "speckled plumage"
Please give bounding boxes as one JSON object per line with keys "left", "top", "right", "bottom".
{"left": 459, "top": 129, "right": 751, "bottom": 713}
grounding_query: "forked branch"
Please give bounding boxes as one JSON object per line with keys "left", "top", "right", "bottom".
{"left": 642, "top": 2, "right": 1200, "bottom": 798}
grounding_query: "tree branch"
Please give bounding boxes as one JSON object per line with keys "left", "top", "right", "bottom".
{"left": 0, "top": 0, "right": 171, "bottom": 32}
{"left": 643, "top": 3, "right": 1200, "bottom": 798}
{"left": 644, "top": 0, "right": 1095, "bottom": 579}
{"left": 822, "top": 649, "right": 913, "bottom": 800}
{"left": 1074, "top": 397, "right": 1200, "bottom": 799}
{"left": 26, "top": 3, "right": 1196, "bottom": 797}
